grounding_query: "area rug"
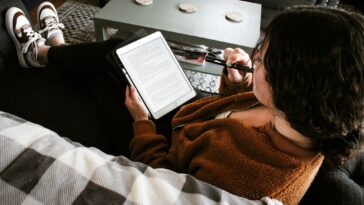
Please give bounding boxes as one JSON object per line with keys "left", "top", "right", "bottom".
{"left": 57, "top": 0, "right": 220, "bottom": 94}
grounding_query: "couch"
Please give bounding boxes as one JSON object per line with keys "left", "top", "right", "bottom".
{"left": 0, "top": 0, "right": 125, "bottom": 156}
{"left": 0, "top": 1, "right": 363, "bottom": 204}
{"left": 0, "top": 2, "right": 285, "bottom": 204}
{"left": 245, "top": 0, "right": 340, "bottom": 28}
{"left": 1, "top": 111, "right": 285, "bottom": 205}
{"left": 300, "top": 154, "right": 364, "bottom": 204}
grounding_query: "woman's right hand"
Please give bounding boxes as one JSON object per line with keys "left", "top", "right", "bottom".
{"left": 224, "top": 48, "right": 252, "bottom": 83}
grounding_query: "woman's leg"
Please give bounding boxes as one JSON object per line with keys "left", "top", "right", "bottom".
{"left": 47, "top": 38, "right": 123, "bottom": 76}
{"left": 45, "top": 39, "right": 139, "bottom": 156}
{"left": 6, "top": 4, "right": 178, "bottom": 157}
{"left": 35, "top": 1, "right": 115, "bottom": 76}
{"left": 36, "top": 42, "right": 134, "bottom": 156}
{"left": 35, "top": 23, "right": 135, "bottom": 155}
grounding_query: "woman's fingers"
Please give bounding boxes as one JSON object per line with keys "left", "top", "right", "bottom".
{"left": 129, "top": 85, "right": 139, "bottom": 101}
{"left": 233, "top": 47, "right": 245, "bottom": 54}
{"left": 224, "top": 48, "right": 234, "bottom": 60}
{"left": 125, "top": 85, "right": 149, "bottom": 121}
{"left": 223, "top": 48, "right": 251, "bottom": 83}
{"left": 226, "top": 49, "right": 250, "bottom": 65}
{"left": 125, "top": 85, "right": 139, "bottom": 103}
{"left": 227, "top": 67, "right": 244, "bottom": 82}
{"left": 125, "top": 86, "right": 131, "bottom": 104}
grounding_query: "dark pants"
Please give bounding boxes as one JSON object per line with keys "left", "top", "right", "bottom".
{"left": 46, "top": 38, "right": 181, "bottom": 157}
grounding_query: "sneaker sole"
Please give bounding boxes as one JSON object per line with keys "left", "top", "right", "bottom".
{"left": 5, "top": 7, "right": 30, "bottom": 68}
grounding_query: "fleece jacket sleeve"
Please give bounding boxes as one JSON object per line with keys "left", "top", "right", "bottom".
{"left": 129, "top": 120, "right": 174, "bottom": 169}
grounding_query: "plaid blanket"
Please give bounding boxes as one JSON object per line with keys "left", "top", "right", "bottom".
{"left": 0, "top": 111, "right": 282, "bottom": 205}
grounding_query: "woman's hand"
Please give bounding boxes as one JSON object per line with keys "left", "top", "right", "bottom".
{"left": 125, "top": 85, "right": 149, "bottom": 121}
{"left": 224, "top": 48, "right": 252, "bottom": 83}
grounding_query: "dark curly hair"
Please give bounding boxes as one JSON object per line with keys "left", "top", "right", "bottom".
{"left": 258, "top": 6, "right": 364, "bottom": 165}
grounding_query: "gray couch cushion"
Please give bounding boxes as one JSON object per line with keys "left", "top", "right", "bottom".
{"left": 301, "top": 150, "right": 364, "bottom": 205}
{"left": 247, "top": 0, "right": 317, "bottom": 9}
{"left": 253, "top": 0, "right": 340, "bottom": 28}
{"left": 246, "top": 0, "right": 319, "bottom": 28}
{"left": 261, "top": 0, "right": 317, "bottom": 8}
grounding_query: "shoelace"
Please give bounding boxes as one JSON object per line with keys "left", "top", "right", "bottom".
{"left": 21, "top": 27, "right": 43, "bottom": 57}
{"left": 39, "top": 17, "right": 65, "bottom": 35}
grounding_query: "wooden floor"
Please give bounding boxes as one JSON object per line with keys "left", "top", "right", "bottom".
{"left": 29, "top": 0, "right": 67, "bottom": 23}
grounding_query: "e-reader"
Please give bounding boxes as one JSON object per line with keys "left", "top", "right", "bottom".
{"left": 114, "top": 31, "right": 196, "bottom": 119}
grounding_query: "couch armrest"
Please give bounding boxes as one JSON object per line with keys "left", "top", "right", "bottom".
{"left": 245, "top": 0, "right": 317, "bottom": 9}
{"left": 300, "top": 150, "right": 364, "bottom": 205}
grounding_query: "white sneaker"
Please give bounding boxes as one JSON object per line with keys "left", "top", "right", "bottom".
{"left": 37, "top": 1, "right": 65, "bottom": 44}
{"left": 5, "top": 7, "right": 45, "bottom": 68}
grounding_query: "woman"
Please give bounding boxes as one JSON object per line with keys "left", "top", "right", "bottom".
{"left": 6, "top": 3, "right": 364, "bottom": 204}
{"left": 125, "top": 6, "right": 364, "bottom": 205}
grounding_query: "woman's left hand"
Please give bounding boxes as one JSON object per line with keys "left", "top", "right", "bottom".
{"left": 125, "top": 85, "right": 149, "bottom": 121}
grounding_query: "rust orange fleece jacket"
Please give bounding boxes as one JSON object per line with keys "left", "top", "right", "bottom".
{"left": 130, "top": 71, "right": 324, "bottom": 205}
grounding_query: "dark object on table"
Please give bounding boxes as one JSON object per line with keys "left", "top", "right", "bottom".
{"left": 99, "top": 0, "right": 110, "bottom": 7}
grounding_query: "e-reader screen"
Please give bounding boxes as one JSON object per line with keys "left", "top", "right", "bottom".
{"left": 115, "top": 31, "right": 196, "bottom": 119}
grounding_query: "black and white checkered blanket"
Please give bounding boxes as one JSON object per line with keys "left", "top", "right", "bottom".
{"left": 0, "top": 111, "right": 282, "bottom": 205}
